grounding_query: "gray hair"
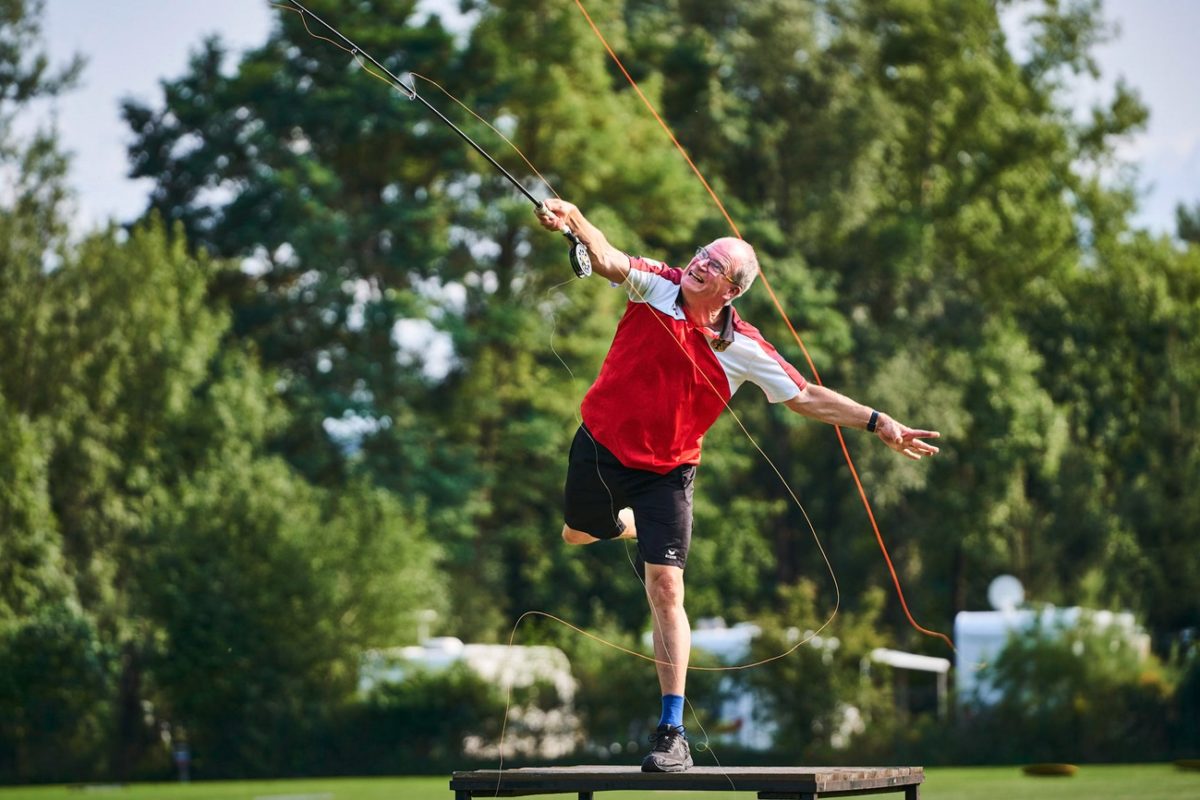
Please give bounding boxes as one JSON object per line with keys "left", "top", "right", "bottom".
{"left": 732, "top": 247, "right": 759, "bottom": 293}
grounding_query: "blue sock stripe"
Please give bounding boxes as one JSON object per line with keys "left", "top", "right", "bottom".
{"left": 659, "top": 694, "right": 685, "bottom": 729}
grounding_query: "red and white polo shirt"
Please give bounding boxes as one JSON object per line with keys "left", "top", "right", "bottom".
{"left": 580, "top": 256, "right": 808, "bottom": 474}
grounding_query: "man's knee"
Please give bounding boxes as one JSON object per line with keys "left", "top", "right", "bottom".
{"left": 645, "top": 564, "right": 685, "bottom": 609}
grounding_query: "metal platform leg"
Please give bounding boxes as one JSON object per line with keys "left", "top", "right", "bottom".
{"left": 579, "top": 792, "right": 594, "bottom": 800}
{"left": 905, "top": 785, "right": 920, "bottom": 800}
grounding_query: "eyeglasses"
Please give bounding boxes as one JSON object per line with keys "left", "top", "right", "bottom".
{"left": 692, "top": 247, "right": 737, "bottom": 286}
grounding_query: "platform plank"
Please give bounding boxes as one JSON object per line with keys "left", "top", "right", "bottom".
{"left": 450, "top": 765, "right": 923, "bottom": 798}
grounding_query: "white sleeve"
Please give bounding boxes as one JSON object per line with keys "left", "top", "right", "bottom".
{"left": 747, "top": 345, "right": 806, "bottom": 403}
{"left": 621, "top": 258, "right": 680, "bottom": 309}
{"left": 714, "top": 336, "right": 808, "bottom": 403}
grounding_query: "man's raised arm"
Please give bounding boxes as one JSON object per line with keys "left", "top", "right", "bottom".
{"left": 536, "top": 199, "right": 631, "bottom": 284}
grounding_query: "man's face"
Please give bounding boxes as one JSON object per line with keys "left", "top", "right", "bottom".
{"left": 681, "top": 242, "right": 741, "bottom": 305}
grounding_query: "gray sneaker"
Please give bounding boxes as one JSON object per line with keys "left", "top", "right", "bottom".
{"left": 641, "top": 725, "right": 692, "bottom": 772}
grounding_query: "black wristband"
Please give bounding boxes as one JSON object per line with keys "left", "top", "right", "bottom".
{"left": 866, "top": 410, "right": 879, "bottom": 433}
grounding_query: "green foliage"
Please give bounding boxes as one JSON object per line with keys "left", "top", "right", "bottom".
{"left": 332, "top": 665, "right": 506, "bottom": 773}
{"left": 744, "top": 582, "right": 895, "bottom": 761}
{"left": 1177, "top": 201, "right": 1200, "bottom": 244}
{"left": 134, "top": 466, "right": 442, "bottom": 776}
{"left": 960, "top": 612, "right": 1174, "bottom": 763}
{"left": 135, "top": 458, "right": 344, "bottom": 775}
{"left": 1027, "top": 234, "right": 1200, "bottom": 630}
{"left": 36, "top": 222, "right": 228, "bottom": 622}
{"left": 0, "top": 603, "right": 115, "bottom": 783}
{"left": 0, "top": 210, "right": 448, "bottom": 780}
{"left": 105, "top": 0, "right": 1200, "bottom": 768}
{"left": 0, "top": 402, "right": 71, "bottom": 624}
{"left": 2, "top": 0, "right": 1200, "bottom": 779}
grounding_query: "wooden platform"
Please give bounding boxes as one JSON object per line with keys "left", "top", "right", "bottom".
{"left": 451, "top": 765, "right": 923, "bottom": 800}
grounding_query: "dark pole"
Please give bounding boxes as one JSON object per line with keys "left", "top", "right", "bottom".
{"left": 283, "top": 0, "right": 591, "bottom": 276}
{"left": 285, "top": 0, "right": 541, "bottom": 207}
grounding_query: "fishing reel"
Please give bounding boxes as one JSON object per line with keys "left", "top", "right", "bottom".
{"left": 537, "top": 203, "right": 591, "bottom": 278}
{"left": 563, "top": 227, "right": 592, "bottom": 279}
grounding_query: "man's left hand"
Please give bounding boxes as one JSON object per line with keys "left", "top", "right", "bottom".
{"left": 876, "top": 415, "right": 940, "bottom": 460}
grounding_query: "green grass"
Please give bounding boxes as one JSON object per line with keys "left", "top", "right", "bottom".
{"left": 1, "top": 765, "right": 1196, "bottom": 800}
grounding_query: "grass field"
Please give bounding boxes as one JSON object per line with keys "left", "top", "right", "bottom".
{"left": 0, "top": 765, "right": 1196, "bottom": 800}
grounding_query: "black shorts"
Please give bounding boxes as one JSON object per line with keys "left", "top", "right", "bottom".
{"left": 562, "top": 425, "right": 695, "bottom": 570}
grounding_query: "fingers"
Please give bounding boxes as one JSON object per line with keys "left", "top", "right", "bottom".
{"left": 878, "top": 417, "right": 941, "bottom": 460}
{"left": 539, "top": 198, "right": 570, "bottom": 217}
{"left": 909, "top": 438, "right": 940, "bottom": 455}
{"left": 900, "top": 428, "right": 941, "bottom": 455}
{"left": 535, "top": 200, "right": 567, "bottom": 232}
{"left": 895, "top": 442, "right": 928, "bottom": 460}
{"left": 888, "top": 433, "right": 939, "bottom": 459}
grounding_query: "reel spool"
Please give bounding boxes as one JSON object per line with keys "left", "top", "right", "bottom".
{"left": 564, "top": 229, "right": 592, "bottom": 278}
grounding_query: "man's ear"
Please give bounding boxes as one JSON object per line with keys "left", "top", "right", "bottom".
{"left": 725, "top": 284, "right": 742, "bottom": 304}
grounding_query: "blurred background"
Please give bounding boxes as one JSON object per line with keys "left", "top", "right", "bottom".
{"left": 1, "top": 0, "right": 1198, "bottom": 784}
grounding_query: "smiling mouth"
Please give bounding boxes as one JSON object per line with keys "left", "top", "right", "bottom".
{"left": 688, "top": 268, "right": 706, "bottom": 284}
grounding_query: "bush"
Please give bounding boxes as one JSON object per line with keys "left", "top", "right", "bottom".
{"left": 329, "top": 664, "right": 506, "bottom": 774}
{"left": 0, "top": 604, "right": 115, "bottom": 783}
{"left": 742, "top": 582, "right": 899, "bottom": 763}
{"left": 956, "top": 611, "right": 1173, "bottom": 763}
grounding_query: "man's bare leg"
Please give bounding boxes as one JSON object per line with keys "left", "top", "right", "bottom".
{"left": 562, "top": 507, "right": 636, "bottom": 545}
{"left": 640, "top": 562, "right": 693, "bottom": 772}
{"left": 644, "top": 563, "right": 689, "bottom": 696}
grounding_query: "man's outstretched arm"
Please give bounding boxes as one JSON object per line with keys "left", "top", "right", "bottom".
{"left": 784, "top": 384, "right": 941, "bottom": 461}
{"left": 536, "top": 198, "right": 631, "bottom": 283}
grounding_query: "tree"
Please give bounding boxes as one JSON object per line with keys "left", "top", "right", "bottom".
{"left": 745, "top": 582, "right": 893, "bottom": 761}
{"left": 122, "top": 0, "right": 718, "bottom": 639}
{"left": 1028, "top": 232, "right": 1200, "bottom": 634}
{"left": 0, "top": 2, "right": 110, "bottom": 779}
{"left": 1177, "top": 201, "right": 1200, "bottom": 245}
{"left": 119, "top": 0, "right": 1196, "bottom": 699}
{"left": 0, "top": 0, "right": 83, "bottom": 625}
{"left": 122, "top": 5, "right": 465, "bottom": 485}
{"left": 135, "top": 453, "right": 444, "bottom": 776}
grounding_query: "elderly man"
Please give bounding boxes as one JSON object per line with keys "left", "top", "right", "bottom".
{"left": 535, "top": 199, "right": 940, "bottom": 772}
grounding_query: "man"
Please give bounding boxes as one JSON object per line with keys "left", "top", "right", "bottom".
{"left": 535, "top": 199, "right": 940, "bottom": 772}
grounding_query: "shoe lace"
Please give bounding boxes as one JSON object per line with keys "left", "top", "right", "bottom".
{"left": 648, "top": 727, "right": 681, "bottom": 752}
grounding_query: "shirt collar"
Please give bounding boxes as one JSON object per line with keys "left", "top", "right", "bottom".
{"left": 712, "top": 304, "right": 735, "bottom": 351}
{"left": 674, "top": 290, "right": 735, "bottom": 351}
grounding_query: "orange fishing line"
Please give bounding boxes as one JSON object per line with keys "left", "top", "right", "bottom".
{"left": 279, "top": 6, "right": 839, "bottom": 770}
{"left": 281, "top": 0, "right": 849, "bottom": 673}
{"left": 279, "top": 0, "right": 952, "bottom": 773}
{"left": 572, "top": 0, "right": 953, "bottom": 652}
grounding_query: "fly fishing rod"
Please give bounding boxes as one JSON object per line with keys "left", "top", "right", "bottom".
{"left": 284, "top": 0, "right": 592, "bottom": 278}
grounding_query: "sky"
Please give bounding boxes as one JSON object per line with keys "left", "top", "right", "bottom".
{"left": 33, "top": 0, "right": 1200, "bottom": 235}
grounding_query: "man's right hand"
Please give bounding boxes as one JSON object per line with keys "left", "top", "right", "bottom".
{"left": 533, "top": 198, "right": 632, "bottom": 283}
{"left": 536, "top": 198, "right": 576, "bottom": 233}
